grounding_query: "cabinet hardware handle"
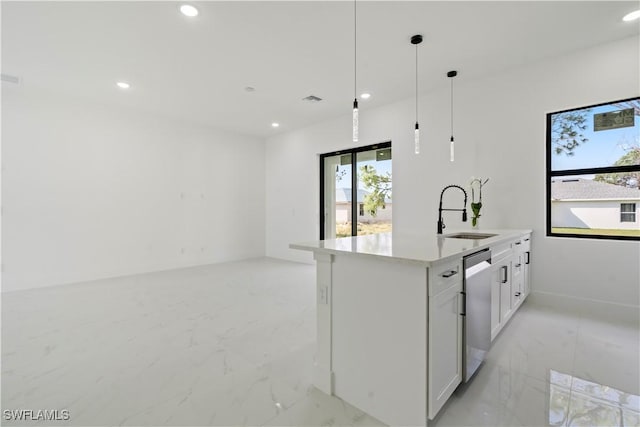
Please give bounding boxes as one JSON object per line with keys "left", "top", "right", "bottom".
{"left": 515, "top": 292, "right": 521, "bottom": 297}
{"left": 525, "top": 252, "right": 530, "bottom": 265}
{"left": 515, "top": 241, "right": 521, "bottom": 245}
{"left": 442, "top": 270, "right": 458, "bottom": 278}
{"left": 501, "top": 265, "right": 508, "bottom": 283}
{"left": 515, "top": 263, "right": 521, "bottom": 268}
{"left": 460, "top": 291, "right": 466, "bottom": 316}
{"left": 524, "top": 238, "right": 530, "bottom": 242}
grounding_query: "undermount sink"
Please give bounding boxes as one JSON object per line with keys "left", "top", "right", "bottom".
{"left": 444, "top": 232, "right": 497, "bottom": 240}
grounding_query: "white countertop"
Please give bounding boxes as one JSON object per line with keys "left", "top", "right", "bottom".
{"left": 290, "top": 229, "right": 532, "bottom": 267}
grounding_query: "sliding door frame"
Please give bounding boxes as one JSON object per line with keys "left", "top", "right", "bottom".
{"left": 319, "top": 141, "right": 392, "bottom": 240}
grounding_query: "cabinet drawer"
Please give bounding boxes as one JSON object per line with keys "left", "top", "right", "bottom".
{"left": 429, "top": 259, "right": 462, "bottom": 296}
{"left": 521, "top": 235, "right": 531, "bottom": 252}
{"left": 511, "top": 238, "right": 524, "bottom": 250}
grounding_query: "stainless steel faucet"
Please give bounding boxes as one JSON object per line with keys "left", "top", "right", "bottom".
{"left": 438, "top": 185, "right": 468, "bottom": 234}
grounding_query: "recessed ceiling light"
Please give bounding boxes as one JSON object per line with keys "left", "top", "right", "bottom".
{"left": 360, "top": 92, "right": 371, "bottom": 100}
{"left": 623, "top": 10, "right": 640, "bottom": 21}
{"left": 180, "top": 4, "right": 199, "bottom": 17}
{"left": 271, "top": 122, "right": 280, "bottom": 128}
{"left": 116, "top": 81, "right": 130, "bottom": 89}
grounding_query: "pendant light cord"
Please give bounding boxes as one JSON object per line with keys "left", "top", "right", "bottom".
{"left": 450, "top": 77, "right": 454, "bottom": 136}
{"left": 354, "top": 0, "right": 357, "bottom": 99}
{"left": 415, "top": 44, "right": 418, "bottom": 122}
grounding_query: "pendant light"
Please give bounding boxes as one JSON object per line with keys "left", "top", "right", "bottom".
{"left": 447, "top": 70, "right": 458, "bottom": 162}
{"left": 411, "top": 34, "right": 423, "bottom": 154}
{"left": 352, "top": 0, "right": 359, "bottom": 142}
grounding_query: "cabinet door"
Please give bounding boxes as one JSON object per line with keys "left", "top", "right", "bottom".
{"left": 428, "top": 281, "right": 463, "bottom": 420}
{"left": 523, "top": 250, "right": 531, "bottom": 298}
{"left": 490, "top": 264, "right": 502, "bottom": 341}
{"left": 512, "top": 255, "right": 523, "bottom": 308}
{"left": 499, "top": 262, "right": 513, "bottom": 323}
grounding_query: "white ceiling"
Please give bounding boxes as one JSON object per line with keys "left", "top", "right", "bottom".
{"left": 2, "top": 1, "right": 639, "bottom": 138}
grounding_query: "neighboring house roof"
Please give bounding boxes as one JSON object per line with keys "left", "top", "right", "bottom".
{"left": 335, "top": 188, "right": 392, "bottom": 204}
{"left": 551, "top": 178, "right": 640, "bottom": 200}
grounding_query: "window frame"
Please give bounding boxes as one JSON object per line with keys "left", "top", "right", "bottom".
{"left": 546, "top": 96, "right": 640, "bottom": 242}
{"left": 319, "top": 141, "right": 392, "bottom": 239}
{"left": 620, "top": 203, "right": 636, "bottom": 223}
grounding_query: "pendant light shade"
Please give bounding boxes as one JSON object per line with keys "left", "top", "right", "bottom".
{"left": 353, "top": 98, "right": 359, "bottom": 142}
{"left": 447, "top": 70, "right": 458, "bottom": 162}
{"left": 411, "top": 34, "right": 423, "bottom": 154}
{"left": 352, "top": 0, "right": 359, "bottom": 142}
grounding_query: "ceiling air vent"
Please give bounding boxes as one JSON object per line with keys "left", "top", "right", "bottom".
{"left": 1, "top": 74, "right": 20, "bottom": 84}
{"left": 302, "top": 95, "right": 322, "bottom": 103}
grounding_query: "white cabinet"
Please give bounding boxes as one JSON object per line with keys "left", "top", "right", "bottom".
{"left": 498, "top": 259, "right": 513, "bottom": 322}
{"left": 491, "top": 250, "right": 514, "bottom": 341}
{"left": 428, "top": 279, "right": 463, "bottom": 420}
{"left": 490, "top": 234, "right": 532, "bottom": 341}
{"left": 490, "top": 262, "right": 502, "bottom": 341}
{"left": 522, "top": 236, "right": 531, "bottom": 298}
{"left": 512, "top": 252, "right": 523, "bottom": 309}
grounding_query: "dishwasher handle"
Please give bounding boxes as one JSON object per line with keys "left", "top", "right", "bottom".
{"left": 463, "top": 248, "right": 491, "bottom": 269}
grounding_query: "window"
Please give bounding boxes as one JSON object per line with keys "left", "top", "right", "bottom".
{"left": 621, "top": 203, "right": 636, "bottom": 222}
{"left": 546, "top": 97, "right": 640, "bottom": 241}
{"left": 320, "top": 142, "right": 392, "bottom": 239}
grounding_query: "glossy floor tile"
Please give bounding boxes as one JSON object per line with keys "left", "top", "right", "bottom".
{"left": 2, "top": 258, "right": 639, "bottom": 426}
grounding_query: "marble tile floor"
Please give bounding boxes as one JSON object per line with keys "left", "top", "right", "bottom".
{"left": 2, "top": 258, "right": 638, "bottom": 426}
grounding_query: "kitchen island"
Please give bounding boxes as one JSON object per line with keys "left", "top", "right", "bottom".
{"left": 290, "top": 229, "right": 532, "bottom": 426}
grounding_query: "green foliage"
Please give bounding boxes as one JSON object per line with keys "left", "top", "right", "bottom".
{"left": 594, "top": 148, "right": 640, "bottom": 187}
{"left": 471, "top": 202, "right": 482, "bottom": 227}
{"left": 551, "top": 110, "right": 590, "bottom": 156}
{"left": 359, "top": 165, "right": 391, "bottom": 217}
{"left": 469, "top": 178, "right": 489, "bottom": 225}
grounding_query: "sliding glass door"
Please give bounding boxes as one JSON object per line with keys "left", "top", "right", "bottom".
{"left": 320, "top": 142, "right": 392, "bottom": 239}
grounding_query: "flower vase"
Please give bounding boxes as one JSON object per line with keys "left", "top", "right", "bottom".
{"left": 470, "top": 202, "right": 482, "bottom": 230}
{"left": 472, "top": 217, "right": 480, "bottom": 230}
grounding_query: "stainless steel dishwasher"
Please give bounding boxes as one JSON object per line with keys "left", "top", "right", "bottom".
{"left": 462, "top": 249, "right": 492, "bottom": 382}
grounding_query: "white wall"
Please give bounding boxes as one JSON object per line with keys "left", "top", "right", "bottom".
{"left": 266, "top": 36, "right": 640, "bottom": 308}
{"left": 266, "top": 84, "right": 478, "bottom": 263}
{"left": 552, "top": 200, "right": 640, "bottom": 230}
{"left": 2, "top": 87, "right": 265, "bottom": 292}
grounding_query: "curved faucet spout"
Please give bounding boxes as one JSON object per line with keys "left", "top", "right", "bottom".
{"left": 438, "top": 185, "right": 468, "bottom": 234}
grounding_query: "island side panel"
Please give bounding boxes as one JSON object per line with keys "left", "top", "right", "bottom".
{"left": 313, "top": 252, "right": 334, "bottom": 394}
{"left": 331, "top": 254, "right": 428, "bottom": 427}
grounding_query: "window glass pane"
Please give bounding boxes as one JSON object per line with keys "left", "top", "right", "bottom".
{"left": 621, "top": 203, "right": 637, "bottom": 222}
{"left": 321, "top": 143, "right": 392, "bottom": 239}
{"left": 323, "top": 153, "right": 352, "bottom": 239}
{"left": 621, "top": 203, "right": 635, "bottom": 213}
{"left": 593, "top": 171, "right": 640, "bottom": 189}
{"left": 550, "top": 99, "right": 640, "bottom": 171}
{"left": 550, "top": 175, "right": 640, "bottom": 238}
{"left": 356, "top": 148, "right": 392, "bottom": 236}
